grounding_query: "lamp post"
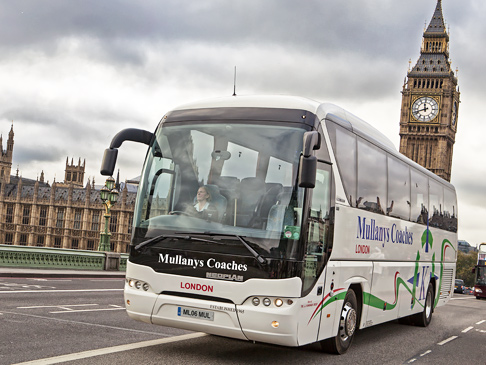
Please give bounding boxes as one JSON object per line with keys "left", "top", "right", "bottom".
{"left": 98, "top": 176, "right": 119, "bottom": 251}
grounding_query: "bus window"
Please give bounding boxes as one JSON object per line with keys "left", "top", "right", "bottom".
{"left": 335, "top": 127, "right": 357, "bottom": 206}
{"left": 357, "top": 139, "right": 386, "bottom": 214}
{"left": 191, "top": 130, "right": 213, "bottom": 185}
{"left": 266, "top": 157, "right": 292, "bottom": 186}
{"left": 443, "top": 188, "right": 458, "bottom": 232}
{"left": 429, "top": 179, "right": 444, "bottom": 229}
{"left": 221, "top": 142, "right": 258, "bottom": 180}
{"left": 411, "top": 170, "right": 428, "bottom": 224}
{"left": 387, "top": 156, "right": 410, "bottom": 220}
{"left": 304, "top": 164, "right": 331, "bottom": 293}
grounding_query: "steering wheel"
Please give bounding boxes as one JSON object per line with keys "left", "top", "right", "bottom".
{"left": 169, "top": 211, "right": 191, "bottom": 216}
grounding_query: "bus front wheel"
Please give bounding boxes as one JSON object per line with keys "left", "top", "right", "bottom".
{"left": 321, "top": 288, "right": 358, "bottom": 354}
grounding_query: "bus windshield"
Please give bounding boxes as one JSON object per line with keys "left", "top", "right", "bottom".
{"left": 132, "top": 121, "right": 310, "bottom": 274}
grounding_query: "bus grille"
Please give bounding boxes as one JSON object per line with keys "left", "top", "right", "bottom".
{"left": 440, "top": 269, "right": 454, "bottom": 300}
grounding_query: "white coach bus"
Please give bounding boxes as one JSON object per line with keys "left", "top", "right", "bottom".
{"left": 101, "top": 95, "right": 457, "bottom": 354}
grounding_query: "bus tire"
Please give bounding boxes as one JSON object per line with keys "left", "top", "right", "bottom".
{"left": 411, "top": 282, "right": 434, "bottom": 327}
{"left": 320, "top": 289, "right": 358, "bottom": 354}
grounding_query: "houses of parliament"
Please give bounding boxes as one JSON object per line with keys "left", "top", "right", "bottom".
{"left": 0, "top": 0, "right": 458, "bottom": 252}
{"left": 0, "top": 124, "right": 136, "bottom": 253}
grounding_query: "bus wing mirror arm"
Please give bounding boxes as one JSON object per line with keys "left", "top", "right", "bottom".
{"left": 298, "top": 131, "right": 320, "bottom": 188}
{"left": 100, "top": 128, "right": 154, "bottom": 176}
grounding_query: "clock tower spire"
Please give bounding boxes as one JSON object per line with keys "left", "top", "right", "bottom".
{"left": 399, "top": 0, "right": 459, "bottom": 182}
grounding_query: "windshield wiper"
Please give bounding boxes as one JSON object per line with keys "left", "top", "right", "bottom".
{"left": 182, "top": 232, "right": 267, "bottom": 266}
{"left": 134, "top": 234, "right": 220, "bottom": 251}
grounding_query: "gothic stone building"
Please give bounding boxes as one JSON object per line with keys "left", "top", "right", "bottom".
{"left": 399, "top": 0, "right": 460, "bottom": 182}
{"left": 0, "top": 126, "right": 136, "bottom": 253}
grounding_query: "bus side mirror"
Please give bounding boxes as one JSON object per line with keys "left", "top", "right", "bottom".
{"left": 298, "top": 131, "right": 320, "bottom": 188}
{"left": 101, "top": 148, "right": 119, "bottom": 176}
{"left": 100, "top": 128, "right": 154, "bottom": 176}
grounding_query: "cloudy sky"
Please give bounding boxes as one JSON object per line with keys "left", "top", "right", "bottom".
{"left": 0, "top": 0, "right": 484, "bottom": 246}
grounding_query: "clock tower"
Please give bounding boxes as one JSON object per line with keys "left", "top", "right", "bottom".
{"left": 399, "top": 0, "right": 459, "bottom": 182}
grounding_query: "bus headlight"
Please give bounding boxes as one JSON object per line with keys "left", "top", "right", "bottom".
{"left": 248, "top": 296, "right": 294, "bottom": 307}
{"left": 126, "top": 278, "right": 150, "bottom": 292}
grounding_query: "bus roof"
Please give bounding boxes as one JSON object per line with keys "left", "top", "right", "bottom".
{"left": 172, "top": 95, "right": 321, "bottom": 113}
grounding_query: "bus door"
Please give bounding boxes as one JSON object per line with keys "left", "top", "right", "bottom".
{"left": 299, "top": 161, "right": 332, "bottom": 344}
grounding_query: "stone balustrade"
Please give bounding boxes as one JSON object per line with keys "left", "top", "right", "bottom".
{"left": 0, "top": 244, "right": 128, "bottom": 271}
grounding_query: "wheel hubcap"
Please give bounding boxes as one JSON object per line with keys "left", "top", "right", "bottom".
{"left": 425, "top": 291, "right": 432, "bottom": 319}
{"left": 340, "top": 302, "right": 357, "bottom": 340}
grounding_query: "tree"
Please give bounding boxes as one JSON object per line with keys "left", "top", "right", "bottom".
{"left": 456, "top": 251, "right": 478, "bottom": 287}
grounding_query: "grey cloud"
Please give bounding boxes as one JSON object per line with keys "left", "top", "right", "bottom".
{"left": 14, "top": 145, "right": 65, "bottom": 164}
{"left": 1, "top": 0, "right": 426, "bottom": 65}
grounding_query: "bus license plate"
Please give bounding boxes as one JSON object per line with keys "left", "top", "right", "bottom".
{"left": 177, "top": 306, "right": 214, "bottom": 321}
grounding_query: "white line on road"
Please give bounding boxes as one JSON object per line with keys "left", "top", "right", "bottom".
{"left": 2, "top": 310, "right": 170, "bottom": 336}
{"left": 462, "top": 326, "right": 474, "bottom": 333}
{"left": 50, "top": 307, "right": 125, "bottom": 314}
{"left": 30, "top": 279, "right": 73, "bottom": 282}
{"left": 11, "top": 332, "right": 208, "bottom": 365}
{"left": 420, "top": 350, "right": 432, "bottom": 357}
{"left": 476, "top": 320, "right": 485, "bottom": 325}
{"left": 0, "top": 289, "right": 123, "bottom": 294}
{"left": 17, "top": 304, "right": 98, "bottom": 309}
{"left": 437, "top": 336, "right": 458, "bottom": 345}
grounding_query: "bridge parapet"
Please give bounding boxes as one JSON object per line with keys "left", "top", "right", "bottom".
{"left": 0, "top": 244, "right": 128, "bottom": 271}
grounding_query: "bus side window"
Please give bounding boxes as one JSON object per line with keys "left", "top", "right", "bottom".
{"left": 304, "top": 164, "right": 331, "bottom": 292}
{"left": 387, "top": 156, "right": 411, "bottom": 220}
{"left": 411, "top": 170, "right": 428, "bottom": 224}
{"left": 429, "top": 179, "right": 444, "bottom": 229}
{"left": 334, "top": 127, "right": 357, "bottom": 207}
{"left": 357, "top": 139, "right": 386, "bottom": 214}
{"left": 443, "top": 188, "right": 458, "bottom": 232}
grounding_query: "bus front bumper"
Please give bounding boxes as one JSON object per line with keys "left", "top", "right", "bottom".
{"left": 125, "top": 287, "right": 301, "bottom": 347}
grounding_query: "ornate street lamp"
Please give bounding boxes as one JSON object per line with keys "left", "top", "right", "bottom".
{"left": 98, "top": 176, "right": 119, "bottom": 251}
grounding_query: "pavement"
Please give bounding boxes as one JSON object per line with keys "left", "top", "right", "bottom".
{"left": 0, "top": 266, "right": 126, "bottom": 278}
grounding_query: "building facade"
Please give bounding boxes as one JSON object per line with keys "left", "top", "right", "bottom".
{"left": 399, "top": 0, "right": 460, "bottom": 182}
{"left": 0, "top": 126, "right": 136, "bottom": 253}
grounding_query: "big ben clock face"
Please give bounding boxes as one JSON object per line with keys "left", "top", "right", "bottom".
{"left": 411, "top": 96, "right": 439, "bottom": 122}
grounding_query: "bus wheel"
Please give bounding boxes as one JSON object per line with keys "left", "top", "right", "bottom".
{"left": 321, "top": 289, "right": 358, "bottom": 354}
{"left": 411, "top": 283, "right": 434, "bottom": 327}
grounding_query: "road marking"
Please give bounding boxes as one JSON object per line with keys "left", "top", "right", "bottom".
{"left": 18, "top": 304, "right": 98, "bottom": 309}
{"left": 0, "top": 289, "right": 123, "bottom": 294}
{"left": 476, "top": 320, "right": 485, "bottom": 325}
{"left": 11, "top": 332, "right": 208, "bottom": 365}
{"left": 50, "top": 307, "right": 125, "bottom": 314}
{"left": 462, "top": 326, "right": 474, "bottom": 333}
{"left": 30, "top": 279, "right": 73, "bottom": 282}
{"left": 420, "top": 350, "right": 432, "bottom": 356}
{"left": 437, "top": 336, "right": 458, "bottom": 345}
{"left": 2, "top": 310, "right": 171, "bottom": 336}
